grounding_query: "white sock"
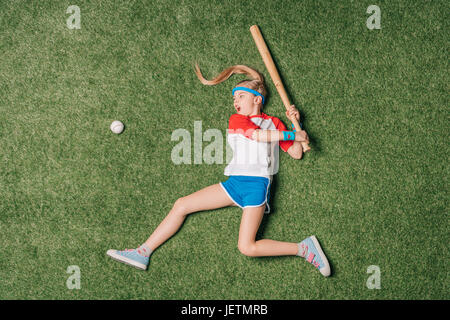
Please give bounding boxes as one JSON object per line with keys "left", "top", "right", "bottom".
{"left": 296, "top": 241, "right": 307, "bottom": 258}
{"left": 137, "top": 244, "right": 152, "bottom": 257}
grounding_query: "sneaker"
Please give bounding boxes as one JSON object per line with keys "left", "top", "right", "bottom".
{"left": 299, "top": 236, "right": 331, "bottom": 277}
{"left": 106, "top": 248, "right": 149, "bottom": 270}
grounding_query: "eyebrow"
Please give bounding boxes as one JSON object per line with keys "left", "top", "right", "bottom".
{"left": 233, "top": 93, "right": 245, "bottom": 99}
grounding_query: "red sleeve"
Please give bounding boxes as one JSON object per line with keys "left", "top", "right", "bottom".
{"left": 271, "top": 116, "right": 294, "bottom": 152}
{"left": 228, "top": 114, "right": 260, "bottom": 139}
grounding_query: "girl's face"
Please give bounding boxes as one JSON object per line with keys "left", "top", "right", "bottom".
{"left": 233, "top": 87, "right": 262, "bottom": 116}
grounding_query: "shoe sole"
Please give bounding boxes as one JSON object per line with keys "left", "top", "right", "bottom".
{"left": 310, "top": 236, "right": 331, "bottom": 277}
{"left": 106, "top": 250, "right": 148, "bottom": 270}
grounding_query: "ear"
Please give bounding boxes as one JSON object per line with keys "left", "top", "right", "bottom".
{"left": 254, "top": 95, "right": 263, "bottom": 105}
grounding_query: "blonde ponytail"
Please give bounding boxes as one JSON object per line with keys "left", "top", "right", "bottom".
{"left": 194, "top": 64, "right": 267, "bottom": 100}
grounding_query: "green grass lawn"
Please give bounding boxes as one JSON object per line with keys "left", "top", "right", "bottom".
{"left": 0, "top": 0, "right": 448, "bottom": 299}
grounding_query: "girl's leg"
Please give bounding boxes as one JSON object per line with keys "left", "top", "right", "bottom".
{"left": 237, "top": 205, "right": 298, "bottom": 257}
{"left": 144, "top": 183, "right": 236, "bottom": 251}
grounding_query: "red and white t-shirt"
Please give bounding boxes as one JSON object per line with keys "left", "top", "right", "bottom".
{"left": 224, "top": 112, "right": 293, "bottom": 178}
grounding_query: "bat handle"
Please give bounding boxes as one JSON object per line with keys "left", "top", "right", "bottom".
{"left": 290, "top": 117, "right": 311, "bottom": 153}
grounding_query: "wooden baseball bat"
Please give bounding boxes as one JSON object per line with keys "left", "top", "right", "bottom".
{"left": 250, "top": 25, "right": 311, "bottom": 153}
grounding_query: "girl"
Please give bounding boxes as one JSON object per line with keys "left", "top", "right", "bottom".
{"left": 107, "top": 65, "right": 331, "bottom": 277}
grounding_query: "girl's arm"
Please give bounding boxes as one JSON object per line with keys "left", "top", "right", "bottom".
{"left": 251, "top": 129, "right": 307, "bottom": 160}
{"left": 251, "top": 129, "right": 308, "bottom": 143}
{"left": 286, "top": 141, "right": 303, "bottom": 159}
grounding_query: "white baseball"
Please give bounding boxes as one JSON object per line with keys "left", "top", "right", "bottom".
{"left": 110, "top": 120, "right": 124, "bottom": 134}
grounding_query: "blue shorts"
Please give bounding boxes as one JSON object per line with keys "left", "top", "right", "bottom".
{"left": 220, "top": 176, "right": 272, "bottom": 214}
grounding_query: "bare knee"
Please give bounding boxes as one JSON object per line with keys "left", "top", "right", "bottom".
{"left": 172, "top": 197, "right": 189, "bottom": 216}
{"left": 238, "top": 242, "right": 258, "bottom": 257}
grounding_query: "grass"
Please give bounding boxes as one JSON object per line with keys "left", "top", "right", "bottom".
{"left": 0, "top": 0, "right": 448, "bottom": 299}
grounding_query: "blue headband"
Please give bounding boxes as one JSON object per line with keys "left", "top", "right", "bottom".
{"left": 232, "top": 87, "right": 265, "bottom": 105}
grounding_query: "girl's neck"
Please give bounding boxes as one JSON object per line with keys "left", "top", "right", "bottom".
{"left": 249, "top": 105, "right": 262, "bottom": 117}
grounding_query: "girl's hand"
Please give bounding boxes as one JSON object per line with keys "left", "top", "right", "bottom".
{"left": 285, "top": 105, "right": 300, "bottom": 122}
{"left": 295, "top": 130, "right": 309, "bottom": 143}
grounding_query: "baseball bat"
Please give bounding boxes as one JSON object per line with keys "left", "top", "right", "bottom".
{"left": 249, "top": 25, "right": 311, "bottom": 153}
